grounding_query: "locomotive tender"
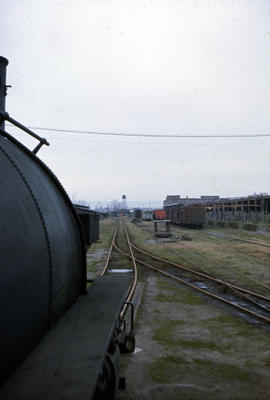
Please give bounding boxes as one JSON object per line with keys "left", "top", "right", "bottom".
{"left": 165, "top": 203, "right": 206, "bottom": 228}
{"left": 0, "top": 56, "right": 132, "bottom": 399}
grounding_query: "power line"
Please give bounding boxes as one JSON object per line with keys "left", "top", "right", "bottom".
{"left": 6, "top": 124, "right": 270, "bottom": 139}
{"left": 6, "top": 131, "right": 269, "bottom": 146}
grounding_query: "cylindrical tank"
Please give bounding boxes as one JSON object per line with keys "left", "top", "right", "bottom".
{"left": 0, "top": 132, "right": 86, "bottom": 384}
{"left": 0, "top": 56, "right": 8, "bottom": 130}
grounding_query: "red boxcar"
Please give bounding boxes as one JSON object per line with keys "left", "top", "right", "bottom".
{"left": 182, "top": 206, "right": 205, "bottom": 227}
{"left": 165, "top": 204, "right": 205, "bottom": 228}
{"left": 153, "top": 209, "right": 166, "bottom": 220}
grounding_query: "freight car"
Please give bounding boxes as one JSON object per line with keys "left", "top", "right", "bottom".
{"left": 131, "top": 208, "right": 142, "bottom": 221}
{"left": 153, "top": 208, "right": 166, "bottom": 220}
{"left": 142, "top": 209, "right": 153, "bottom": 221}
{"left": 0, "top": 56, "right": 133, "bottom": 399}
{"left": 165, "top": 203, "right": 206, "bottom": 228}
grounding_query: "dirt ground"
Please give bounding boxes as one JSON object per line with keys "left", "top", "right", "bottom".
{"left": 118, "top": 271, "right": 270, "bottom": 400}
{"left": 88, "top": 219, "right": 270, "bottom": 400}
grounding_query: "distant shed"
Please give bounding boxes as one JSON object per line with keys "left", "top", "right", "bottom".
{"left": 73, "top": 204, "right": 100, "bottom": 247}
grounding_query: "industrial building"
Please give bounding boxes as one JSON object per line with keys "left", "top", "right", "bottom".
{"left": 163, "top": 195, "right": 220, "bottom": 207}
{"left": 163, "top": 194, "right": 270, "bottom": 225}
{"left": 205, "top": 194, "right": 270, "bottom": 224}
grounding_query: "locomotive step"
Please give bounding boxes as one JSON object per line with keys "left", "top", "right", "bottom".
{"left": 0, "top": 275, "right": 129, "bottom": 400}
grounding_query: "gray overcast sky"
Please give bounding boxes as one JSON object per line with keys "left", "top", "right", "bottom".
{"left": 1, "top": 0, "right": 270, "bottom": 206}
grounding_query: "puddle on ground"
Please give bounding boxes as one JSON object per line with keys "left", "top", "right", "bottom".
{"left": 143, "top": 383, "right": 212, "bottom": 392}
{"left": 133, "top": 347, "right": 143, "bottom": 354}
{"left": 108, "top": 269, "right": 133, "bottom": 273}
{"left": 194, "top": 281, "right": 208, "bottom": 289}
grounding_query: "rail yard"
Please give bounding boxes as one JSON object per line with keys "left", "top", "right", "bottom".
{"left": 2, "top": 3, "right": 270, "bottom": 399}
{"left": 88, "top": 217, "right": 270, "bottom": 400}
{"left": 2, "top": 49, "right": 270, "bottom": 399}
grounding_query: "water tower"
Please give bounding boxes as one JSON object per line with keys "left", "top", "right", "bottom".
{"left": 121, "top": 194, "right": 127, "bottom": 210}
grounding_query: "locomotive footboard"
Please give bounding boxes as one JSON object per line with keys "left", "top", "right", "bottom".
{"left": 0, "top": 275, "right": 130, "bottom": 400}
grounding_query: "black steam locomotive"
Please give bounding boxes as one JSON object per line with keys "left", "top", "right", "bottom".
{"left": 0, "top": 56, "right": 132, "bottom": 399}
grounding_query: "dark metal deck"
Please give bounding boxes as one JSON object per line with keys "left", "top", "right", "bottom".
{"left": 0, "top": 275, "right": 129, "bottom": 400}
{"left": 155, "top": 232, "right": 172, "bottom": 238}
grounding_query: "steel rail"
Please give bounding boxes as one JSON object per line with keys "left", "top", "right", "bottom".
{"left": 137, "top": 257, "right": 270, "bottom": 324}
{"left": 192, "top": 248, "right": 270, "bottom": 292}
{"left": 204, "top": 230, "right": 270, "bottom": 249}
{"left": 129, "top": 243, "right": 270, "bottom": 315}
{"left": 120, "top": 224, "right": 138, "bottom": 318}
{"left": 172, "top": 228, "right": 270, "bottom": 293}
{"left": 100, "top": 223, "right": 119, "bottom": 276}
{"left": 171, "top": 227, "right": 270, "bottom": 250}
{"left": 170, "top": 247, "right": 270, "bottom": 302}
{"left": 126, "top": 221, "right": 270, "bottom": 313}
{"left": 170, "top": 248, "right": 270, "bottom": 311}
{"left": 232, "top": 236, "right": 270, "bottom": 249}
{"left": 130, "top": 242, "right": 270, "bottom": 304}
{"left": 171, "top": 248, "right": 215, "bottom": 277}
{"left": 100, "top": 221, "right": 138, "bottom": 318}
{"left": 114, "top": 243, "right": 270, "bottom": 325}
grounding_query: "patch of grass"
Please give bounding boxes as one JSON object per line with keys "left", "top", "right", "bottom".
{"left": 155, "top": 292, "right": 182, "bottom": 303}
{"left": 153, "top": 318, "right": 223, "bottom": 352}
{"left": 263, "top": 357, "right": 270, "bottom": 367}
{"left": 243, "top": 223, "right": 258, "bottom": 232}
{"left": 133, "top": 279, "right": 148, "bottom": 328}
{"left": 126, "top": 220, "right": 154, "bottom": 247}
{"left": 156, "top": 278, "right": 178, "bottom": 291}
{"left": 210, "top": 315, "right": 248, "bottom": 333}
{"left": 149, "top": 355, "right": 190, "bottom": 383}
{"left": 203, "top": 315, "right": 269, "bottom": 345}
{"left": 228, "top": 222, "right": 239, "bottom": 229}
{"left": 156, "top": 278, "right": 204, "bottom": 305}
{"left": 87, "top": 259, "right": 99, "bottom": 272}
{"left": 153, "top": 318, "right": 184, "bottom": 346}
{"left": 90, "top": 218, "right": 116, "bottom": 250}
{"left": 177, "top": 339, "right": 221, "bottom": 351}
{"left": 150, "top": 355, "right": 263, "bottom": 386}
{"left": 193, "top": 359, "right": 255, "bottom": 382}
{"left": 217, "top": 221, "right": 225, "bottom": 227}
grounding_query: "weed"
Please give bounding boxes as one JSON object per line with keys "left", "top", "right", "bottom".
{"left": 155, "top": 292, "right": 181, "bottom": 303}
{"left": 177, "top": 339, "right": 220, "bottom": 351}
{"left": 152, "top": 318, "right": 223, "bottom": 353}
{"left": 263, "top": 357, "right": 270, "bottom": 367}
{"left": 156, "top": 278, "right": 204, "bottom": 305}
{"left": 149, "top": 355, "right": 190, "bottom": 383}
{"left": 87, "top": 259, "right": 99, "bottom": 272}
{"left": 193, "top": 359, "right": 257, "bottom": 382}
{"left": 153, "top": 318, "right": 184, "bottom": 346}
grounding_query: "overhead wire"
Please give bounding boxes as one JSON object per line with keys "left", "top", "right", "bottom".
{"left": 5, "top": 124, "right": 270, "bottom": 139}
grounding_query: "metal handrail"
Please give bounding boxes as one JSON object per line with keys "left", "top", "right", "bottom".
{"left": 0, "top": 110, "right": 49, "bottom": 154}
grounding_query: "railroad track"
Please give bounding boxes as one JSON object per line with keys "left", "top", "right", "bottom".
{"left": 170, "top": 226, "right": 270, "bottom": 291}
{"left": 204, "top": 230, "right": 270, "bottom": 249}
{"left": 170, "top": 225, "right": 270, "bottom": 250}
{"left": 101, "top": 221, "right": 138, "bottom": 318}
{"left": 115, "top": 222, "right": 270, "bottom": 326}
{"left": 185, "top": 248, "right": 270, "bottom": 294}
